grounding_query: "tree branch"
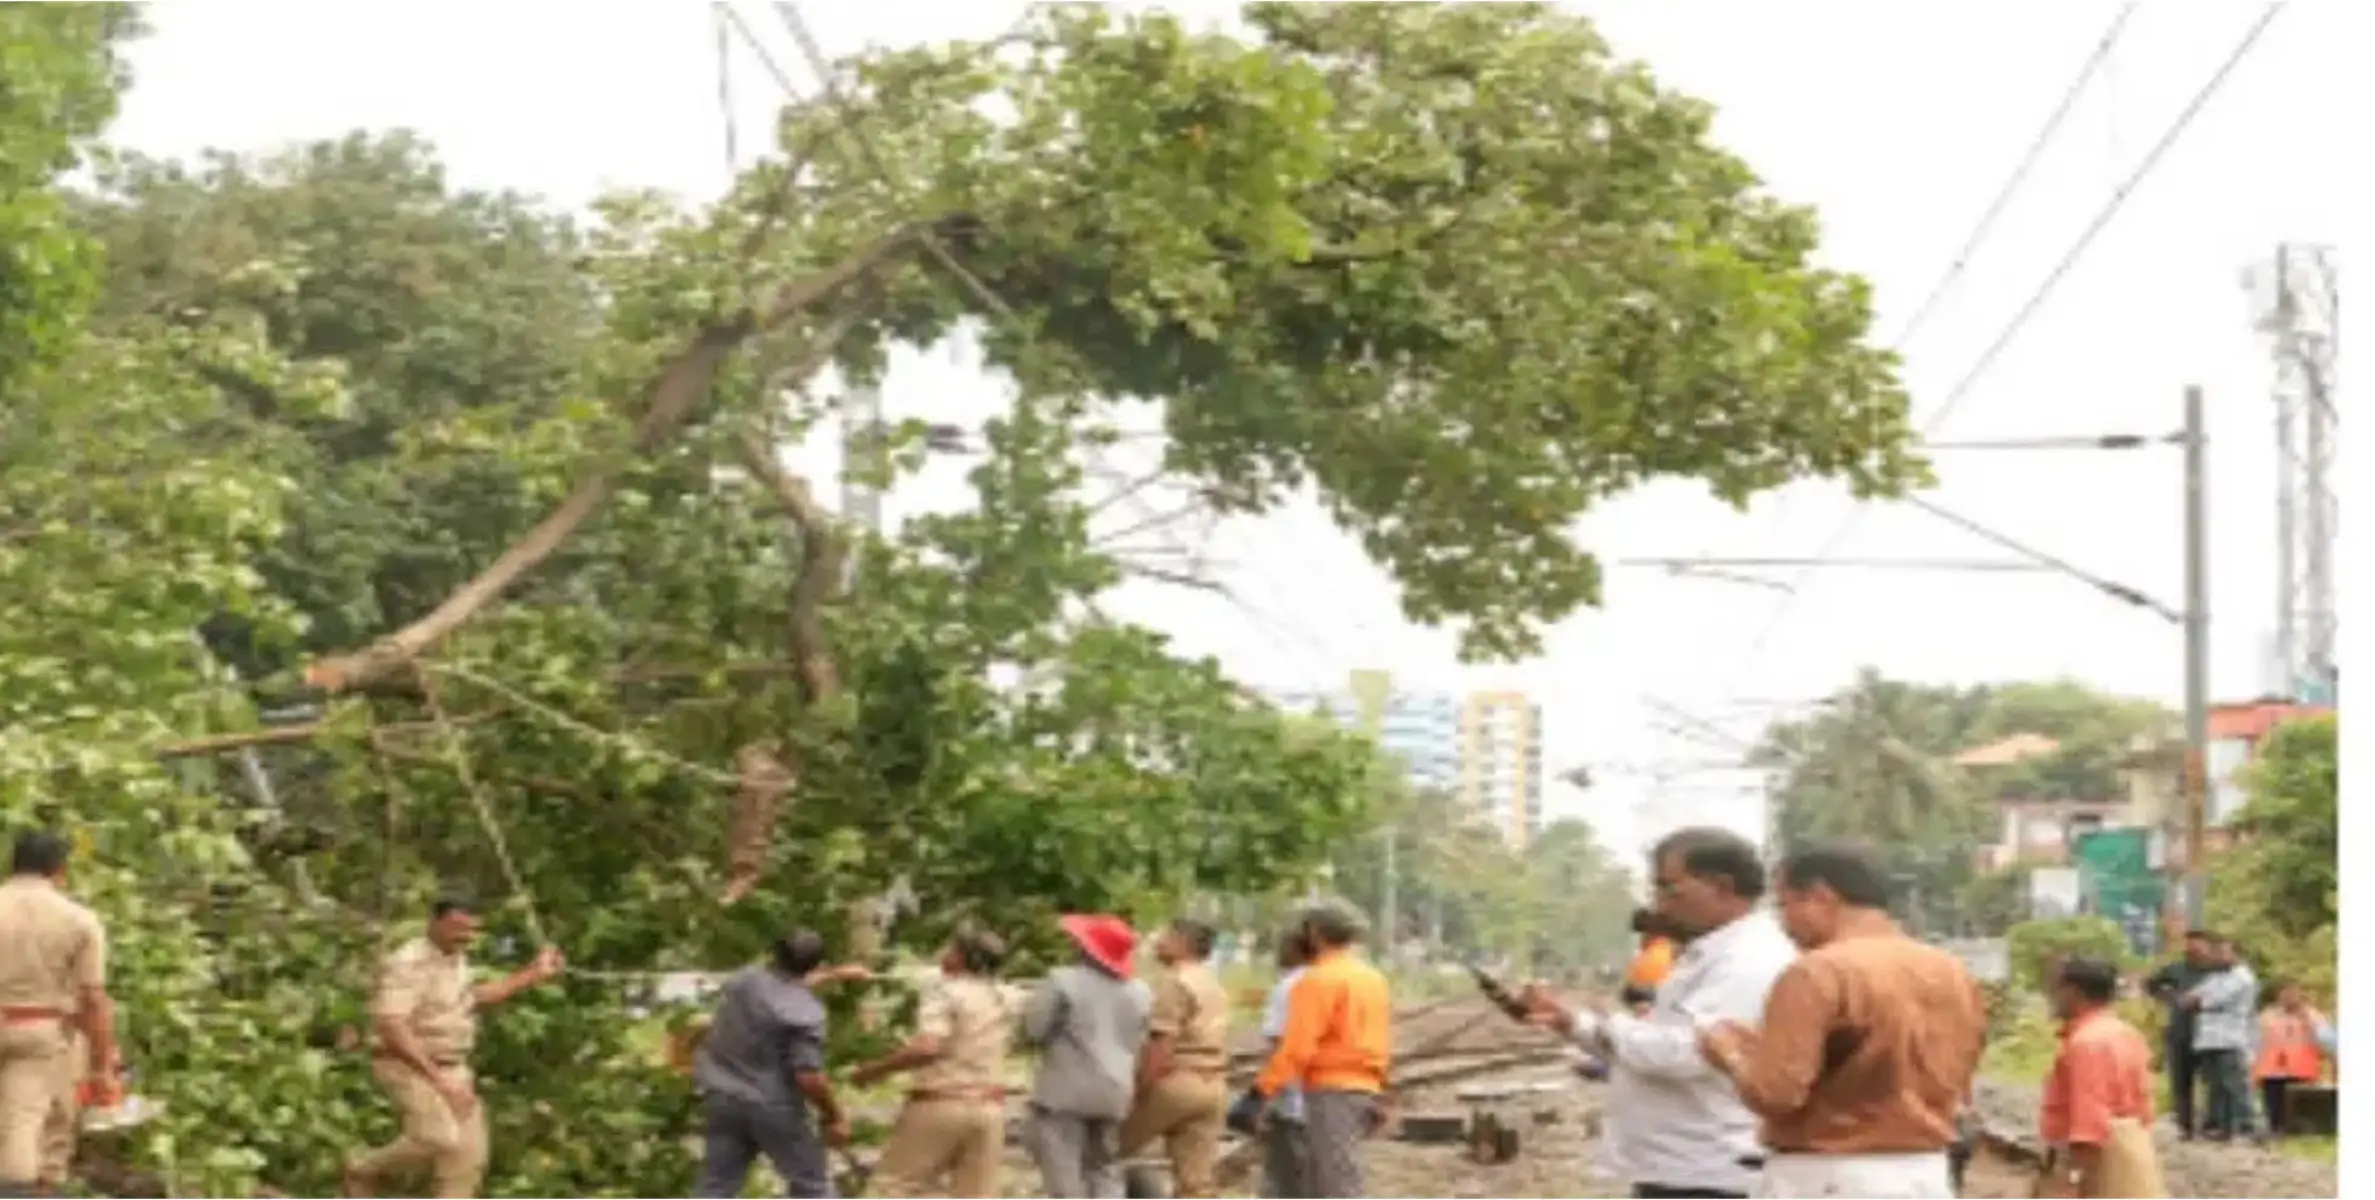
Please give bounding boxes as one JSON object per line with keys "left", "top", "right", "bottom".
{"left": 303, "top": 230, "right": 910, "bottom": 696}
{"left": 718, "top": 423, "right": 850, "bottom": 905}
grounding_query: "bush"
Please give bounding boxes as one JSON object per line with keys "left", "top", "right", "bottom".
{"left": 2006, "top": 915, "right": 2132, "bottom": 992}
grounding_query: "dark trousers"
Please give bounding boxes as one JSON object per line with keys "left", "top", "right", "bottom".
{"left": 2198, "top": 1048, "right": 2256, "bottom": 1138}
{"left": 695, "top": 1091, "right": 834, "bottom": 1198}
{"left": 1632, "top": 1186, "right": 1746, "bottom": 1199}
{"left": 2260, "top": 1076, "right": 2303, "bottom": 1137}
{"left": 1262, "top": 1119, "right": 1314, "bottom": 1198}
{"left": 2165, "top": 1041, "right": 2200, "bottom": 1135}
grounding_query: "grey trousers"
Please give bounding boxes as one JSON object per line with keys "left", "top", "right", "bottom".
{"left": 1262, "top": 1118, "right": 1314, "bottom": 1198}
{"left": 1027, "top": 1106, "right": 1124, "bottom": 1198}
{"left": 695, "top": 1091, "right": 835, "bottom": 1198}
{"left": 1302, "top": 1090, "right": 1377, "bottom": 1198}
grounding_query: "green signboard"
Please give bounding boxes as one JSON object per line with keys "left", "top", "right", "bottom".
{"left": 2074, "top": 828, "right": 2164, "bottom": 957}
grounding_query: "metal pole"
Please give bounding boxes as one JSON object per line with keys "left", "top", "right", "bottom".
{"left": 1380, "top": 826, "right": 1399, "bottom": 967}
{"left": 2181, "top": 385, "right": 2211, "bottom": 926}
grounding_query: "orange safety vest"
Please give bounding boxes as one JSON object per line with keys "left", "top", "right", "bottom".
{"left": 1625, "top": 936, "right": 1675, "bottom": 989}
{"left": 2255, "top": 1009, "right": 2326, "bottom": 1082}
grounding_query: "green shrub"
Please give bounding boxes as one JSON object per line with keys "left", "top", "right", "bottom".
{"left": 2006, "top": 915, "right": 2132, "bottom": 991}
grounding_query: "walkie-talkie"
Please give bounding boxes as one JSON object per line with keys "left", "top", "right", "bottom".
{"left": 1467, "top": 964, "right": 1532, "bottom": 1022}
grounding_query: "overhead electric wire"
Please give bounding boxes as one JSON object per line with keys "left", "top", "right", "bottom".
{"left": 1901, "top": 493, "right": 2180, "bottom": 623}
{"left": 760, "top": 0, "right": 1364, "bottom": 686}
{"left": 1713, "top": 3, "right": 2286, "bottom": 692}
{"left": 1884, "top": 2, "right": 2141, "bottom": 351}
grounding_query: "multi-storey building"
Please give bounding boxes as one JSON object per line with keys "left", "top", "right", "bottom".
{"left": 1268, "top": 671, "right": 1544, "bottom": 847}
{"left": 1459, "top": 690, "right": 1546, "bottom": 848}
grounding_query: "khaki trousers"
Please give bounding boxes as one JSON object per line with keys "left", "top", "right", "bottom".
{"left": 0, "top": 1023, "right": 70, "bottom": 1187}
{"left": 38, "top": 1030, "right": 85, "bottom": 1185}
{"left": 870, "top": 1096, "right": 1005, "bottom": 1197}
{"left": 348, "top": 1059, "right": 488, "bottom": 1198}
{"left": 1119, "top": 1071, "right": 1228, "bottom": 1198}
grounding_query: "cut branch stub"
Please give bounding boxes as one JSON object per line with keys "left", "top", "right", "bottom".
{"left": 302, "top": 228, "right": 914, "bottom": 697}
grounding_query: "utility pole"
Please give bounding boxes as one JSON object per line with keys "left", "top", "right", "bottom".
{"left": 2180, "top": 385, "right": 2210, "bottom": 927}
{"left": 1380, "top": 827, "right": 1399, "bottom": 968}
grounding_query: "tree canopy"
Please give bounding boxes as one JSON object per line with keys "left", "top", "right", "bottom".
{"left": 4, "top": 3, "right": 1926, "bottom": 1193}
{"left": 2208, "top": 713, "right": 2337, "bottom": 997}
{"left": 1756, "top": 670, "right": 2169, "bottom": 934}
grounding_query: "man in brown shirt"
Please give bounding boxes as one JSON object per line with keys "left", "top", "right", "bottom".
{"left": 854, "top": 928, "right": 1018, "bottom": 1197}
{"left": 344, "top": 895, "right": 564, "bottom": 1198}
{"left": 0, "top": 831, "right": 118, "bottom": 1195}
{"left": 1120, "top": 919, "right": 1234, "bottom": 1197}
{"left": 1697, "top": 845, "right": 1986, "bottom": 1200}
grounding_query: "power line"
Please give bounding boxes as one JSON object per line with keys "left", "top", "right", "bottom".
{"left": 1713, "top": 3, "right": 2287, "bottom": 692}
{"left": 1921, "top": 431, "right": 2184, "bottom": 451}
{"left": 1665, "top": 3, "right": 2147, "bottom": 690}
{"left": 1622, "top": 555, "right": 2052, "bottom": 574}
{"left": 1902, "top": 493, "right": 2180, "bottom": 623}
{"left": 1886, "top": 1, "right": 2142, "bottom": 351}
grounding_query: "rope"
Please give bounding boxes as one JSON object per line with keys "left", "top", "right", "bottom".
{"left": 426, "top": 661, "right": 742, "bottom": 788}
{"left": 392, "top": 664, "right": 771, "bottom": 986}
{"left": 417, "top": 665, "right": 549, "bottom": 949}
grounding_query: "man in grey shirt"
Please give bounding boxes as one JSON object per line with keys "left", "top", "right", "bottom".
{"left": 692, "top": 930, "right": 854, "bottom": 1198}
{"left": 2187, "top": 935, "right": 2263, "bottom": 1141}
{"left": 1020, "top": 914, "right": 1152, "bottom": 1198}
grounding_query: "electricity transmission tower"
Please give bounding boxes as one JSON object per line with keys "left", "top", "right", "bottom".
{"left": 2245, "top": 245, "right": 2339, "bottom": 703}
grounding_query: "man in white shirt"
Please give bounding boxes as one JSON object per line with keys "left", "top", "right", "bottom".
{"left": 1523, "top": 827, "right": 1796, "bottom": 1199}
{"left": 1257, "top": 928, "right": 1314, "bottom": 1197}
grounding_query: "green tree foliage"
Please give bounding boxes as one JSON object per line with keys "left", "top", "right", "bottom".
{"left": 2005, "top": 915, "right": 2132, "bottom": 992}
{"left": 1758, "top": 671, "right": 2169, "bottom": 935}
{"left": 2208, "top": 714, "right": 2337, "bottom": 998}
{"left": 776, "top": 1, "right": 1923, "bottom": 659}
{"left": 8, "top": 3, "right": 1929, "bottom": 1192}
{"left": 1334, "top": 800, "right": 1635, "bottom": 978}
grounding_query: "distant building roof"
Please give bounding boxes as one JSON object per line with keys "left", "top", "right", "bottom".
{"left": 2208, "top": 699, "right": 2330, "bottom": 743}
{"left": 1953, "top": 732, "right": 2062, "bottom": 768}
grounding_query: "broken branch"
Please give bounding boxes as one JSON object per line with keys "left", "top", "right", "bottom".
{"left": 303, "top": 231, "right": 908, "bottom": 696}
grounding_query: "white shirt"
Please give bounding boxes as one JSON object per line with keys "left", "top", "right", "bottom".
{"left": 1261, "top": 967, "right": 1307, "bottom": 1121}
{"left": 1574, "top": 911, "right": 1797, "bottom": 1194}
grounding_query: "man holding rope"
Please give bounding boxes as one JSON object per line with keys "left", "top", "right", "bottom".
{"left": 343, "top": 895, "right": 564, "bottom": 1199}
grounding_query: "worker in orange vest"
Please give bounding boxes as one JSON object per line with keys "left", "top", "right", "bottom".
{"left": 1618, "top": 908, "right": 1675, "bottom": 1014}
{"left": 2253, "top": 982, "right": 2332, "bottom": 1138}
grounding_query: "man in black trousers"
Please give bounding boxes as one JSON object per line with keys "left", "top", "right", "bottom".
{"left": 2143, "top": 930, "right": 2217, "bottom": 1139}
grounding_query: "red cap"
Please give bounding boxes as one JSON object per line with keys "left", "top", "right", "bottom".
{"left": 1058, "top": 914, "right": 1138, "bottom": 979}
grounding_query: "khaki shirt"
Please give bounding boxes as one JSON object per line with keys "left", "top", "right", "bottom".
{"left": 0, "top": 877, "right": 106, "bottom": 1012}
{"left": 911, "top": 974, "right": 1014, "bottom": 1093}
{"left": 370, "top": 937, "right": 477, "bottom": 1062}
{"left": 1149, "top": 961, "right": 1231, "bottom": 1070}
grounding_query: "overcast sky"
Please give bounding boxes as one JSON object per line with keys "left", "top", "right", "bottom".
{"left": 111, "top": 1, "right": 2359, "bottom": 867}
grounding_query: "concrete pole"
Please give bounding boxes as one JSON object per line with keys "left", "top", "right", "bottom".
{"left": 1380, "top": 826, "right": 1399, "bottom": 967}
{"left": 2181, "top": 385, "right": 2211, "bottom": 927}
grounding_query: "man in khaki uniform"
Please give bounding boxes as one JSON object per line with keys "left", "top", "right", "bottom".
{"left": 343, "top": 895, "right": 564, "bottom": 1199}
{"left": 0, "top": 831, "right": 118, "bottom": 1198}
{"left": 852, "top": 928, "right": 1016, "bottom": 1197}
{"left": 1120, "top": 919, "right": 1233, "bottom": 1198}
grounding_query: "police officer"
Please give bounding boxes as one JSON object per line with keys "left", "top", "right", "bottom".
{"left": 0, "top": 831, "right": 118, "bottom": 1199}
{"left": 343, "top": 895, "right": 563, "bottom": 1198}
{"left": 1120, "top": 919, "right": 1233, "bottom": 1198}
{"left": 853, "top": 928, "right": 1017, "bottom": 1196}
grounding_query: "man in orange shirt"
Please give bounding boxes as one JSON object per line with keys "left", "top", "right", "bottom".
{"left": 2037, "top": 956, "right": 2159, "bottom": 1198}
{"left": 1253, "top": 902, "right": 1390, "bottom": 1198}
